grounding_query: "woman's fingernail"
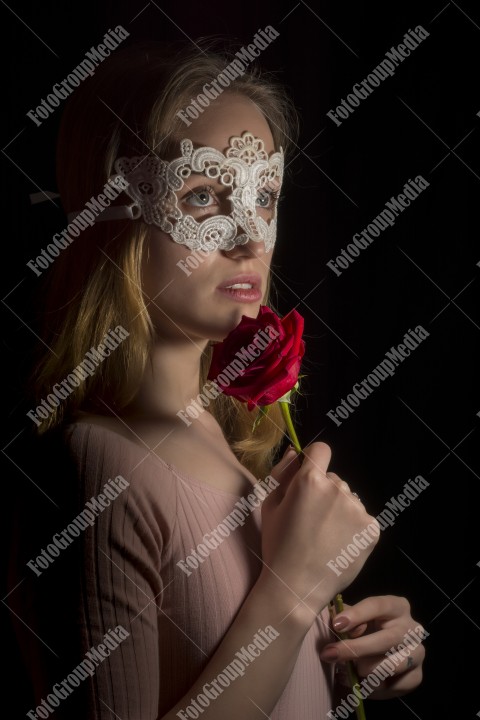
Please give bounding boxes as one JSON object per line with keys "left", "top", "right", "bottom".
{"left": 333, "top": 615, "right": 349, "bottom": 631}
{"left": 320, "top": 647, "right": 339, "bottom": 661}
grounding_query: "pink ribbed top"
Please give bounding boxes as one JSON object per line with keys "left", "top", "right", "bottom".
{"left": 65, "top": 421, "right": 336, "bottom": 719}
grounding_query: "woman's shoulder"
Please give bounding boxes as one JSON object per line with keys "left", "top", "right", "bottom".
{"left": 66, "top": 410, "right": 260, "bottom": 498}
{"left": 65, "top": 412, "right": 135, "bottom": 447}
{"left": 63, "top": 413, "right": 180, "bottom": 507}
{"left": 65, "top": 412, "right": 172, "bottom": 460}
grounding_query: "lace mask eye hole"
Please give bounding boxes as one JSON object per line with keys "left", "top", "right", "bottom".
{"left": 184, "top": 186, "right": 217, "bottom": 208}
{"left": 256, "top": 189, "right": 269, "bottom": 208}
{"left": 256, "top": 187, "right": 280, "bottom": 210}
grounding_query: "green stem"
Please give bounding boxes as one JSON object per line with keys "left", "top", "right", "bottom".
{"left": 278, "top": 401, "right": 302, "bottom": 454}
{"left": 333, "top": 595, "right": 367, "bottom": 720}
{"left": 278, "top": 399, "right": 366, "bottom": 720}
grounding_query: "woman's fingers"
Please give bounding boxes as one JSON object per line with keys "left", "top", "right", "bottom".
{"left": 299, "top": 442, "right": 332, "bottom": 480}
{"left": 332, "top": 595, "right": 413, "bottom": 631}
{"left": 322, "top": 593, "right": 426, "bottom": 697}
{"left": 266, "top": 446, "right": 302, "bottom": 502}
{"left": 261, "top": 442, "right": 381, "bottom": 615}
{"left": 335, "top": 647, "right": 424, "bottom": 699}
{"left": 353, "top": 640, "right": 425, "bottom": 676}
{"left": 346, "top": 623, "right": 368, "bottom": 638}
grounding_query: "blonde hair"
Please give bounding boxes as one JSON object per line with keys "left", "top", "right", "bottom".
{"left": 31, "top": 39, "right": 300, "bottom": 478}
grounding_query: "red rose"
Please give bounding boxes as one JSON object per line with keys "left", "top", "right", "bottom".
{"left": 207, "top": 306, "right": 305, "bottom": 410}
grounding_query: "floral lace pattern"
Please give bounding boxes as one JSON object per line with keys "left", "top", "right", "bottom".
{"left": 111, "top": 132, "right": 284, "bottom": 253}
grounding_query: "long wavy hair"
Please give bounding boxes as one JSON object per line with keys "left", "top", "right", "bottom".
{"left": 30, "top": 39, "right": 300, "bottom": 478}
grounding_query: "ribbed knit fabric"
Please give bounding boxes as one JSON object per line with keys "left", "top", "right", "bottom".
{"left": 63, "top": 421, "right": 336, "bottom": 719}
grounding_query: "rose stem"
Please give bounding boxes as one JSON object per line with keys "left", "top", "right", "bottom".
{"left": 279, "top": 401, "right": 303, "bottom": 455}
{"left": 278, "top": 399, "right": 367, "bottom": 720}
{"left": 332, "top": 594, "right": 366, "bottom": 720}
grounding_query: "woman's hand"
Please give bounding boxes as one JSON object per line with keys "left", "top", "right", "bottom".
{"left": 320, "top": 595, "right": 426, "bottom": 698}
{"left": 259, "top": 442, "right": 380, "bottom": 620}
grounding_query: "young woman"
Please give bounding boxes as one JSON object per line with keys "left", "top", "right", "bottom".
{"left": 14, "top": 41, "right": 424, "bottom": 719}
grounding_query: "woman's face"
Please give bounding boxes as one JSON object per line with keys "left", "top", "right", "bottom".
{"left": 141, "top": 92, "right": 279, "bottom": 344}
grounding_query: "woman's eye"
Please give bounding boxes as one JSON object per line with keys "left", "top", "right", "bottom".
{"left": 183, "top": 187, "right": 216, "bottom": 208}
{"left": 256, "top": 189, "right": 279, "bottom": 209}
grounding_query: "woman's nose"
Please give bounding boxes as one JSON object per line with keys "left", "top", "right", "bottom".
{"left": 218, "top": 193, "right": 273, "bottom": 258}
{"left": 222, "top": 232, "right": 270, "bottom": 259}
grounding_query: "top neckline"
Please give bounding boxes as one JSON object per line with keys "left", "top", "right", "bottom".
{"left": 67, "top": 420, "right": 262, "bottom": 501}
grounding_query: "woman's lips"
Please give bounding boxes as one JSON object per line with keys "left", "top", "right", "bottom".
{"left": 216, "top": 274, "right": 262, "bottom": 303}
{"left": 216, "top": 286, "right": 262, "bottom": 303}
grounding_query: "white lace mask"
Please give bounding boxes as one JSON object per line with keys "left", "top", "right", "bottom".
{"left": 109, "top": 132, "right": 284, "bottom": 253}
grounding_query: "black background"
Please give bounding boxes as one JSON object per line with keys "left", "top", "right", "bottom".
{"left": 2, "top": 1, "right": 479, "bottom": 718}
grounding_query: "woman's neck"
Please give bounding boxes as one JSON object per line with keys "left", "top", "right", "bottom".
{"left": 123, "top": 337, "right": 209, "bottom": 422}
